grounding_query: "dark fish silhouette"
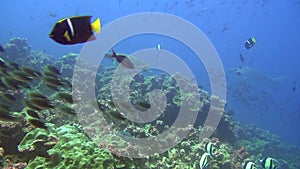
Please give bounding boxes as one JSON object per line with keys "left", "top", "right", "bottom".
{"left": 43, "top": 76, "right": 64, "bottom": 87}
{"left": 57, "top": 106, "right": 76, "bottom": 115}
{"left": 25, "top": 98, "right": 54, "bottom": 110}
{"left": 221, "top": 23, "right": 230, "bottom": 34}
{"left": 240, "top": 53, "right": 245, "bottom": 63}
{"left": 10, "top": 70, "right": 34, "bottom": 83}
{"left": 8, "top": 62, "right": 20, "bottom": 70}
{"left": 56, "top": 92, "right": 73, "bottom": 104}
{"left": 48, "top": 12, "right": 57, "bottom": 17}
{"left": 24, "top": 99, "right": 43, "bottom": 111}
{"left": 26, "top": 109, "right": 41, "bottom": 119}
{"left": 292, "top": 81, "right": 297, "bottom": 92}
{"left": 21, "top": 67, "right": 41, "bottom": 78}
{"left": 27, "top": 91, "right": 49, "bottom": 100}
{"left": 45, "top": 65, "right": 61, "bottom": 76}
{"left": 136, "top": 98, "right": 151, "bottom": 110}
{"left": 0, "top": 112, "right": 20, "bottom": 122}
{"left": 108, "top": 110, "right": 126, "bottom": 121}
{"left": 1, "top": 76, "right": 21, "bottom": 90}
{"left": 1, "top": 93, "right": 16, "bottom": 102}
{"left": 27, "top": 117, "right": 47, "bottom": 129}
{"left": 107, "top": 49, "right": 135, "bottom": 69}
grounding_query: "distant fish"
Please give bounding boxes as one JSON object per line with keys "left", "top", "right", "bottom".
{"left": 8, "top": 62, "right": 20, "bottom": 70}
{"left": 26, "top": 98, "right": 54, "bottom": 110}
{"left": 42, "top": 70, "right": 59, "bottom": 78}
{"left": 21, "top": 67, "right": 41, "bottom": 78}
{"left": 27, "top": 117, "right": 47, "bottom": 129}
{"left": 48, "top": 12, "right": 58, "bottom": 17}
{"left": 106, "top": 49, "right": 135, "bottom": 69}
{"left": 24, "top": 99, "right": 43, "bottom": 111}
{"left": 260, "top": 157, "right": 279, "bottom": 169}
{"left": 1, "top": 76, "right": 21, "bottom": 90}
{"left": 0, "top": 112, "right": 20, "bottom": 122}
{"left": 221, "top": 23, "right": 230, "bottom": 34}
{"left": 199, "top": 152, "right": 211, "bottom": 169}
{"left": 185, "top": 0, "right": 194, "bottom": 5}
{"left": 10, "top": 70, "right": 34, "bottom": 83}
{"left": 167, "top": 1, "right": 178, "bottom": 10}
{"left": 136, "top": 98, "right": 151, "bottom": 110}
{"left": 27, "top": 91, "right": 49, "bottom": 100}
{"left": 49, "top": 16, "right": 101, "bottom": 45}
{"left": 0, "top": 45, "right": 4, "bottom": 52}
{"left": 108, "top": 110, "right": 126, "bottom": 121}
{"left": 245, "top": 37, "right": 256, "bottom": 49}
{"left": 43, "top": 76, "right": 64, "bottom": 88}
{"left": 240, "top": 53, "right": 245, "bottom": 63}
{"left": 234, "top": 68, "right": 242, "bottom": 75}
{"left": 26, "top": 109, "right": 41, "bottom": 119}
{"left": 0, "top": 105, "right": 20, "bottom": 122}
{"left": 46, "top": 84, "right": 60, "bottom": 91}
{"left": 57, "top": 105, "right": 76, "bottom": 115}
{"left": 156, "top": 44, "right": 163, "bottom": 50}
{"left": 201, "top": 8, "right": 215, "bottom": 15}
{"left": 45, "top": 65, "right": 61, "bottom": 76}
{"left": 56, "top": 92, "right": 74, "bottom": 104}
{"left": 243, "top": 161, "right": 257, "bottom": 169}
{"left": 292, "top": 81, "right": 297, "bottom": 92}
{"left": 60, "top": 78, "right": 72, "bottom": 88}
{"left": 1, "top": 93, "right": 16, "bottom": 102}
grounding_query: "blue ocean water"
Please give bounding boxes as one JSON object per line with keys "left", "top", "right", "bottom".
{"left": 0, "top": 0, "right": 300, "bottom": 148}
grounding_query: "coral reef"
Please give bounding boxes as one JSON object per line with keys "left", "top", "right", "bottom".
{"left": 2, "top": 38, "right": 55, "bottom": 72}
{"left": 234, "top": 123, "right": 300, "bottom": 169}
{"left": 0, "top": 38, "right": 299, "bottom": 169}
{"left": 56, "top": 52, "right": 78, "bottom": 78}
{"left": 18, "top": 123, "right": 58, "bottom": 160}
{"left": 23, "top": 124, "right": 115, "bottom": 169}
{"left": 3, "top": 38, "right": 31, "bottom": 60}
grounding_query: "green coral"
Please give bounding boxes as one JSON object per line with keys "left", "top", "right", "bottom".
{"left": 20, "top": 124, "right": 115, "bottom": 169}
{"left": 18, "top": 123, "right": 58, "bottom": 158}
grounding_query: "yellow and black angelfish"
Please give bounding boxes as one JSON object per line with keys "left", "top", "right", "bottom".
{"left": 49, "top": 16, "right": 101, "bottom": 45}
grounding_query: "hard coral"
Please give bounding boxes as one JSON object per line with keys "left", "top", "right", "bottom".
{"left": 24, "top": 124, "right": 115, "bottom": 169}
{"left": 18, "top": 123, "right": 58, "bottom": 160}
{"left": 4, "top": 38, "right": 30, "bottom": 60}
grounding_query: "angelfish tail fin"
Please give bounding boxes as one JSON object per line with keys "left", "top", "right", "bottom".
{"left": 91, "top": 18, "right": 101, "bottom": 33}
